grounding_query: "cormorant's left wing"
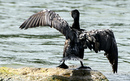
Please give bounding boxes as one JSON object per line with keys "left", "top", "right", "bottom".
{"left": 20, "top": 9, "right": 71, "bottom": 38}
{"left": 79, "top": 29, "right": 118, "bottom": 73}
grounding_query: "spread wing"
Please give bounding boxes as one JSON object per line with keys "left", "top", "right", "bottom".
{"left": 79, "top": 29, "right": 118, "bottom": 73}
{"left": 20, "top": 9, "right": 71, "bottom": 37}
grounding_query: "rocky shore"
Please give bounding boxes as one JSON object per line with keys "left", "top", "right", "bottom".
{"left": 0, "top": 67, "right": 108, "bottom": 81}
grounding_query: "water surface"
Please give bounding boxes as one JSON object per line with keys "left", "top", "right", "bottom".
{"left": 0, "top": 0, "right": 130, "bottom": 81}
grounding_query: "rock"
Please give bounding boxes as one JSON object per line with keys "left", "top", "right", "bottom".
{"left": 0, "top": 67, "right": 108, "bottom": 81}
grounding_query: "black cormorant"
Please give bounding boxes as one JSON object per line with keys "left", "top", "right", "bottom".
{"left": 20, "top": 9, "right": 118, "bottom": 73}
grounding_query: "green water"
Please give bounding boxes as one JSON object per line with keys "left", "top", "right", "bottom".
{"left": 0, "top": 0, "right": 130, "bottom": 81}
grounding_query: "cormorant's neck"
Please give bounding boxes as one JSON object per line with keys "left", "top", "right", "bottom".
{"left": 72, "top": 18, "right": 80, "bottom": 30}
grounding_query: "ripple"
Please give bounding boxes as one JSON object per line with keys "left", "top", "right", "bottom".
{"left": 0, "top": 0, "right": 130, "bottom": 80}
{"left": 0, "top": 34, "right": 62, "bottom": 39}
{"left": 28, "top": 59, "right": 57, "bottom": 65}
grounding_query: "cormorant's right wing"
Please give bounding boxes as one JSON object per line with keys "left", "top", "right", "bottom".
{"left": 20, "top": 9, "right": 71, "bottom": 38}
{"left": 79, "top": 29, "right": 118, "bottom": 73}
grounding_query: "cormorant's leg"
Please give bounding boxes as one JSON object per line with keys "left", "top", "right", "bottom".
{"left": 78, "top": 61, "right": 91, "bottom": 69}
{"left": 80, "top": 61, "right": 84, "bottom": 67}
{"left": 57, "top": 60, "right": 69, "bottom": 69}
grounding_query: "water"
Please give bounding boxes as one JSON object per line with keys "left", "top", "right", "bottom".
{"left": 0, "top": 0, "right": 130, "bottom": 81}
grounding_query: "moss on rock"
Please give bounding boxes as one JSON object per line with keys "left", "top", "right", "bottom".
{"left": 0, "top": 67, "right": 108, "bottom": 81}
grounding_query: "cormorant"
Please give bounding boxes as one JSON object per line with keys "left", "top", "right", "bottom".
{"left": 20, "top": 9, "right": 118, "bottom": 73}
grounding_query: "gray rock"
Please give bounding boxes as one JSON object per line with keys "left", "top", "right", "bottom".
{"left": 0, "top": 67, "right": 108, "bottom": 81}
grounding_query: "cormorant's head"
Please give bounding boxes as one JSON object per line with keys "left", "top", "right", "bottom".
{"left": 71, "top": 9, "right": 80, "bottom": 19}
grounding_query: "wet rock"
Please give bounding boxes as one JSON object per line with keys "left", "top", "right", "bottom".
{"left": 0, "top": 67, "right": 108, "bottom": 81}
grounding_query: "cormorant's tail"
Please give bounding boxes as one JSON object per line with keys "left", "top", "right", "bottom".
{"left": 61, "top": 54, "right": 83, "bottom": 62}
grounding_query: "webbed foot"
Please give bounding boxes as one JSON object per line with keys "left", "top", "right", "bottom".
{"left": 57, "top": 63, "right": 69, "bottom": 69}
{"left": 77, "top": 66, "right": 91, "bottom": 70}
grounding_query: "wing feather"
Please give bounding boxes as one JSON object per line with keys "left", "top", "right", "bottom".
{"left": 79, "top": 29, "right": 118, "bottom": 73}
{"left": 31, "top": 15, "right": 39, "bottom": 27}
{"left": 32, "top": 15, "right": 39, "bottom": 27}
{"left": 33, "top": 15, "right": 39, "bottom": 27}
{"left": 20, "top": 9, "right": 71, "bottom": 37}
{"left": 41, "top": 14, "right": 45, "bottom": 26}
{"left": 25, "top": 16, "right": 35, "bottom": 28}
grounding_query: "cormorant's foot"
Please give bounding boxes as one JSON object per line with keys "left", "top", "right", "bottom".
{"left": 57, "top": 63, "right": 69, "bottom": 69}
{"left": 77, "top": 66, "right": 91, "bottom": 70}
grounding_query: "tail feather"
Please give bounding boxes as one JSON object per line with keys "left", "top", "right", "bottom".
{"left": 60, "top": 55, "right": 83, "bottom": 62}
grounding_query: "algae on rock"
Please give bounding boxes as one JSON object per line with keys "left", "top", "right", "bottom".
{"left": 0, "top": 67, "right": 108, "bottom": 81}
